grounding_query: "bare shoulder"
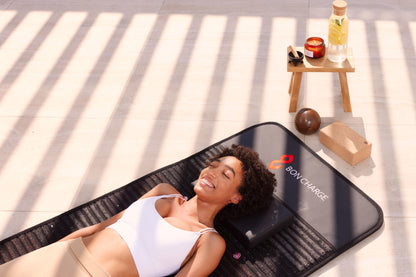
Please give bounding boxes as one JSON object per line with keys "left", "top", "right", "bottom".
{"left": 155, "top": 183, "right": 181, "bottom": 195}
{"left": 199, "top": 231, "right": 226, "bottom": 254}
{"left": 176, "top": 232, "right": 225, "bottom": 276}
{"left": 159, "top": 183, "right": 181, "bottom": 194}
{"left": 140, "top": 183, "right": 181, "bottom": 199}
{"left": 189, "top": 232, "right": 225, "bottom": 275}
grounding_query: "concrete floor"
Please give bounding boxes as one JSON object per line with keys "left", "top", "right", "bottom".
{"left": 0, "top": 0, "right": 415, "bottom": 276}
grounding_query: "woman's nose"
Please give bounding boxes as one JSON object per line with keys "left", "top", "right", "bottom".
{"left": 208, "top": 169, "right": 217, "bottom": 178}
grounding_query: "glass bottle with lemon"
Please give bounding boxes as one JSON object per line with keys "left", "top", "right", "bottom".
{"left": 328, "top": 0, "right": 349, "bottom": 62}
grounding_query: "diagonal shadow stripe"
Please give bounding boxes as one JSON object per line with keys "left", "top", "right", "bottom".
{"left": 193, "top": 15, "right": 238, "bottom": 150}
{"left": 134, "top": 15, "right": 204, "bottom": 176}
{"left": 397, "top": 18, "right": 416, "bottom": 120}
{"left": 366, "top": 20, "right": 414, "bottom": 277}
{"left": 70, "top": 15, "right": 169, "bottom": 206}
{"left": 0, "top": 11, "right": 26, "bottom": 49}
{"left": 0, "top": 12, "right": 131, "bottom": 237}
{"left": 0, "top": 12, "right": 93, "bottom": 176}
{"left": 244, "top": 16, "right": 272, "bottom": 125}
{"left": 0, "top": 11, "right": 61, "bottom": 103}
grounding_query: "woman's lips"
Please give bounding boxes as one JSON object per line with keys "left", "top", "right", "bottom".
{"left": 200, "top": 177, "right": 215, "bottom": 189}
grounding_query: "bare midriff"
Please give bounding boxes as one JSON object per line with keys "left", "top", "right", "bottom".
{"left": 82, "top": 228, "right": 139, "bottom": 277}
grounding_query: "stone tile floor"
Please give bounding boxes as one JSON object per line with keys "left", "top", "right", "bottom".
{"left": 0, "top": 0, "right": 415, "bottom": 276}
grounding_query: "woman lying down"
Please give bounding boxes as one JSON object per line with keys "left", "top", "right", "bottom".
{"left": 0, "top": 144, "right": 276, "bottom": 277}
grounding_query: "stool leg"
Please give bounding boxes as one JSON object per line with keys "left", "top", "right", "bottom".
{"left": 289, "top": 72, "right": 302, "bottom": 112}
{"left": 339, "top": 72, "right": 352, "bottom": 112}
{"left": 288, "top": 72, "right": 295, "bottom": 94}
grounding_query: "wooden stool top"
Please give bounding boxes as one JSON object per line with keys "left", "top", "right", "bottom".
{"left": 287, "top": 47, "right": 355, "bottom": 73}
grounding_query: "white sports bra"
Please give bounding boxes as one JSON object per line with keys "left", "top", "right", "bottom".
{"left": 108, "top": 194, "right": 217, "bottom": 277}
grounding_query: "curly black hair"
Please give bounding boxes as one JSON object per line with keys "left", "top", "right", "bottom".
{"left": 208, "top": 144, "right": 277, "bottom": 219}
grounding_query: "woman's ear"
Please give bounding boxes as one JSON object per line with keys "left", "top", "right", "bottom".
{"left": 230, "top": 193, "right": 243, "bottom": 205}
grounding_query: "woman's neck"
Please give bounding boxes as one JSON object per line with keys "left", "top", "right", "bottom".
{"left": 182, "top": 196, "right": 224, "bottom": 227}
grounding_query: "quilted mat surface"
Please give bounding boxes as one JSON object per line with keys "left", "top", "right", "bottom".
{"left": 0, "top": 122, "right": 383, "bottom": 276}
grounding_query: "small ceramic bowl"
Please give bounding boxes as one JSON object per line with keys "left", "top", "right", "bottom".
{"left": 288, "top": 51, "right": 304, "bottom": 66}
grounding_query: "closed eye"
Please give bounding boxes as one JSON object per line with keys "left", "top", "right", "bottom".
{"left": 209, "top": 159, "right": 236, "bottom": 179}
{"left": 223, "top": 170, "right": 233, "bottom": 180}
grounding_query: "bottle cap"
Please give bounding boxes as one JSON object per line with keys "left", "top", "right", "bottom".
{"left": 332, "top": 0, "right": 347, "bottom": 16}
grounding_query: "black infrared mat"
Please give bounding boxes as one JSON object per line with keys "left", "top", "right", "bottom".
{"left": 0, "top": 122, "right": 383, "bottom": 276}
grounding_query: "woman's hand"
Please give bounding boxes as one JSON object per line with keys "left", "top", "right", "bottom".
{"left": 58, "top": 210, "right": 125, "bottom": 241}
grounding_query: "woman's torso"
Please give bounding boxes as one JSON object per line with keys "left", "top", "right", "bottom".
{"left": 82, "top": 195, "right": 216, "bottom": 277}
{"left": 83, "top": 228, "right": 137, "bottom": 277}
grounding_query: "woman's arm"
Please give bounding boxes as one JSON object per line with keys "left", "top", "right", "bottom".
{"left": 175, "top": 233, "right": 226, "bottom": 277}
{"left": 140, "top": 182, "right": 181, "bottom": 198}
{"left": 59, "top": 183, "right": 180, "bottom": 241}
{"left": 58, "top": 209, "right": 125, "bottom": 241}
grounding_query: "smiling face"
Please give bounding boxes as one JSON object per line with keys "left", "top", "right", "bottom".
{"left": 194, "top": 156, "right": 243, "bottom": 206}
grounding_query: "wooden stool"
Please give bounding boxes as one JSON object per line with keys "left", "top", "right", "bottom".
{"left": 287, "top": 47, "right": 355, "bottom": 113}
